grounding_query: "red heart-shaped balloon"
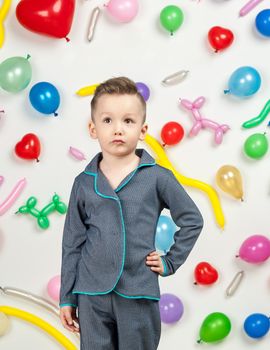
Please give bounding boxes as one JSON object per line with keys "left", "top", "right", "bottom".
{"left": 208, "top": 26, "right": 234, "bottom": 52}
{"left": 15, "top": 133, "right": 41, "bottom": 162}
{"left": 16, "top": 0, "right": 75, "bottom": 40}
{"left": 194, "top": 262, "right": 219, "bottom": 285}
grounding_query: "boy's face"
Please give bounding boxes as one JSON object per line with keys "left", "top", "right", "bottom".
{"left": 89, "top": 94, "right": 148, "bottom": 157}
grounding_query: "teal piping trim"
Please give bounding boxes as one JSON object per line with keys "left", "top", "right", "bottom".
{"left": 113, "top": 289, "right": 160, "bottom": 301}
{"left": 115, "top": 162, "right": 156, "bottom": 192}
{"left": 59, "top": 303, "right": 77, "bottom": 308}
{"left": 160, "top": 256, "right": 168, "bottom": 276}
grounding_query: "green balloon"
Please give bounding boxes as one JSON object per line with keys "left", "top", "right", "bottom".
{"left": 160, "top": 5, "right": 184, "bottom": 35}
{"left": 0, "top": 56, "right": 32, "bottom": 93}
{"left": 198, "top": 312, "right": 231, "bottom": 343}
{"left": 38, "top": 216, "right": 50, "bottom": 230}
{"left": 244, "top": 133, "right": 268, "bottom": 159}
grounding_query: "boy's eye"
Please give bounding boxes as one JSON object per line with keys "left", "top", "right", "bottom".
{"left": 103, "top": 117, "right": 111, "bottom": 123}
{"left": 125, "top": 118, "right": 134, "bottom": 124}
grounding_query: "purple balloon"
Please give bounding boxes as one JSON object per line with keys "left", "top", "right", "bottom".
{"left": 136, "top": 82, "right": 150, "bottom": 101}
{"left": 159, "top": 293, "right": 184, "bottom": 324}
{"left": 239, "top": 234, "right": 270, "bottom": 263}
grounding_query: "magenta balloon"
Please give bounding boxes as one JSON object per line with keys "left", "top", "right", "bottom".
{"left": 239, "top": 234, "right": 270, "bottom": 263}
{"left": 159, "top": 293, "right": 184, "bottom": 324}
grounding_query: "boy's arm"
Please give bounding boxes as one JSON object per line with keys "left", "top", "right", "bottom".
{"left": 59, "top": 179, "right": 87, "bottom": 307}
{"left": 159, "top": 169, "right": 204, "bottom": 277}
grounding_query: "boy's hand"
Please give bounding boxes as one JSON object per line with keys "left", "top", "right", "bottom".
{"left": 146, "top": 251, "right": 164, "bottom": 275}
{"left": 60, "top": 306, "right": 80, "bottom": 333}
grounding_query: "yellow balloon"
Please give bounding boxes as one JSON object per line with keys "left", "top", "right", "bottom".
{"left": 0, "top": 0, "right": 12, "bottom": 48}
{"left": 216, "top": 165, "right": 244, "bottom": 201}
{"left": 76, "top": 83, "right": 100, "bottom": 96}
{"left": 0, "top": 306, "right": 77, "bottom": 349}
{"left": 144, "top": 133, "right": 225, "bottom": 229}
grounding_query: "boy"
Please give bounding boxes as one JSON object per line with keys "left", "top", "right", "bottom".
{"left": 59, "top": 77, "right": 204, "bottom": 350}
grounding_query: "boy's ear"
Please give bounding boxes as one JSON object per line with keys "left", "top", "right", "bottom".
{"left": 89, "top": 120, "right": 97, "bottom": 139}
{"left": 139, "top": 123, "right": 148, "bottom": 141}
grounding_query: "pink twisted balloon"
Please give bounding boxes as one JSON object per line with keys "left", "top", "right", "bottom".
{"left": 180, "top": 96, "right": 230, "bottom": 145}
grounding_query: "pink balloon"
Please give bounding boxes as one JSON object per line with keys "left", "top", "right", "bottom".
{"left": 239, "top": 235, "right": 270, "bottom": 263}
{"left": 0, "top": 176, "right": 4, "bottom": 186}
{"left": 0, "top": 178, "right": 27, "bottom": 216}
{"left": 180, "top": 96, "right": 230, "bottom": 145}
{"left": 106, "top": 0, "right": 139, "bottom": 23}
{"left": 69, "top": 146, "right": 86, "bottom": 161}
{"left": 47, "top": 275, "right": 61, "bottom": 302}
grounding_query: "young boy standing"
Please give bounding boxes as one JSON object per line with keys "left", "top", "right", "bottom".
{"left": 59, "top": 77, "right": 203, "bottom": 350}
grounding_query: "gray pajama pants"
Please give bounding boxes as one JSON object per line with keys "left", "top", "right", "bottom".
{"left": 77, "top": 291, "right": 161, "bottom": 350}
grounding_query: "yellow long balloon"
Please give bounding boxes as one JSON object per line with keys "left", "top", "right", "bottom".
{"left": 0, "top": 0, "right": 12, "bottom": 48}
{"left": 144, "top": 134, "right": 225, "bottom": 229}
{"left": 76, "top": 84, "right": 100, "bottom": 96}
{"left": 0, "top": 306, "right": 77, "bottom": 350}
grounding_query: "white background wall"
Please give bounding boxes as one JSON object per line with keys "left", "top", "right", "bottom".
{"left": 1, "top": 0, "right": 270, "bottom": 349}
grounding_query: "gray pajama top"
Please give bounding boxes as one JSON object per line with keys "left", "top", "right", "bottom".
{"left": 59, "top": 148, "right": 203, "bottom": 307}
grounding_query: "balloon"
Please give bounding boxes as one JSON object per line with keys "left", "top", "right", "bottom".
{"left": 159, "top": 293, "right": 184, "bottom": 324}
{"left": 15, "top": 133, "right": 41, "bottom": 162}
{"left": 47, "top": 275, "right": 60, "bottom": 302}
{"left": 0, "top": 178, "right": 27, "bottom": 216}
{"left": 208, "top": 26, "right": 234, "bottom": 52}
{"left": 16, "top": 0, "right": 75, "bottom": 40}
{"left": 0, "top": 0, "right": 12, "bottom": 48}
{"left": 238, "top": 234, "right": 270, "bottom": 263}
{"left": 180, "top": 96, "right": 230, "bottom": 145}
{"left": 0, "top": 175, "right": 4, "bottom": 186}
{"left": 255, "top": 9, "right": 270, "bottom": 37}
{"left": 69, "top": 146, "right": 86, "bottom": 161}
{"left": 242, "top": 99, "right": 270, "bottom": 128}
{"left": 155, "top": 215, "right": 176, "bottom": 252}
{"left": 244, "top": 313, "right": 270, "bottom": 338}
{"left": 87, "top": 7, "right": 101, "bottom": 42}
{"left": 144, "top": 133, "right": 225, "bottom": 229}
{"left": 243, "top": 133, "right": 268, "bottom": 159}
{"left": 0, "top": 312, "right": 9, "bottom": 336}
{"left": 17, "top": 194, "right": 67, "bottom": 229}
{"left": 216, "top": 165, "right": 244, "bottom": 201}
{"left": 76, "top": 83, "right": 100, "bottom": 96}
{"left": 135, "top": 82, "right": 150, "bottom": 101}
{"left": 225, "top": 271, "right": 244, "bottom": 296}
{"left": 224, "top": 66, "right": 261, "bottom": 97}
{"left": 0, "top": 55, "right": 32, "bottom": 93}
{"left": 161, "top": 121, "right": 184, "bottom": 146}
{"left": 0, "top": 306, "right": 77, "bottom": 349}
{"left": 194, "top": 262, "right": 219, "bottom": 285}
{"left": 198, "top": 312, "right": 231, "bottom": 343}
{"left": 160, "top": 5, "right": 184, "bottom": 35}
{"left": 239, "top": 0, "right": 265, "bottom": 17}
{"left": 29, "top": 82, "right": 60, "bottom": 116}
{"left": 162, "top": 70, "right": 189, "bottom": 86}
{"left": 106, "top": 0, "right": 139, "bottom": 23}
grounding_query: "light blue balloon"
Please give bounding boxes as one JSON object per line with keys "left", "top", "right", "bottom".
{"left": 224, "top": 66, "right": 261, "bottom": 98}
{"left": 155, "top": 215, "right": 176, "bottom": 253}
{"left": 29, "top": 81, "right": 60, "bottom": 116}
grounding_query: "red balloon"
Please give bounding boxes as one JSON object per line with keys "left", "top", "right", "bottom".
{"left": 194, "top": 262, "right": 218, "bottom": 285}
{"left": 208, "top": 26, "right": 234, "bottom": 52}
{"left": 15, "top": 133, "right": 41, "bottom": 162}
{"left": 161, "top": 121, "right": 184, "bottom": 146}
{"left": 16, "top": 0, "right": 75, "bottom": 40}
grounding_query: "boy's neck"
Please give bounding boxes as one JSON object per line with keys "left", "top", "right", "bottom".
{"left": 99, "top": 150, "right": 140, "bottom": 172}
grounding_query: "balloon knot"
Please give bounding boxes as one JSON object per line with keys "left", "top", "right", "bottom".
{"left": 224, "top": 89, "right": 230, "bottom": 94}
{"left": 197, "top": 339, "right": 202, "bottom": 344}
{"left": 26, "top": 54, "right": 31, "bottom": 60}
{"left": 36, "top": 158, "right": 40, "bottom": 163}
{"left": 214, "top": 49, "right": 218, "bottom": 53}
{"left": 235, "top": 255, "right": 239, "bottom": 258}
{"left": 193, "top": 281, "right": 198, "bottom": 285}
{"left": 65, "top": 37, "right": 70, "bottom": 42}
{"left": 54, "top": 112, "right": 58, "bottom": 117}
{"left": 170, "top": 31, "right": 174, "bottom": 36}
{"left": 240, "top": 198, "right": 244, "bottom": 202}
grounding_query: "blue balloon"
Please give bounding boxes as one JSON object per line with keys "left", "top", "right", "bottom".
{"left": 155, "top": 215, "right": 176, "bottom": 252}
{"left": 224, "top": 66, "right": 261, "bottom": 98}
{"left": 255, "top": 9, "right": 270, "bottom": 37}
{"left": 244, "top": 313, "right": 270, "bottom": 339}
{"left": 29, "top": 82, "right": 60, "bottom": 116}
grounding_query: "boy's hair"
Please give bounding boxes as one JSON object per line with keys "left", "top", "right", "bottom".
{"left": 91, "top": 77, "right": 146, "bottom": 124}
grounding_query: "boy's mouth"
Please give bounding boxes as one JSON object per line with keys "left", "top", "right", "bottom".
{"left": 112, "top": 140, "right": 125, "bottom": 144}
